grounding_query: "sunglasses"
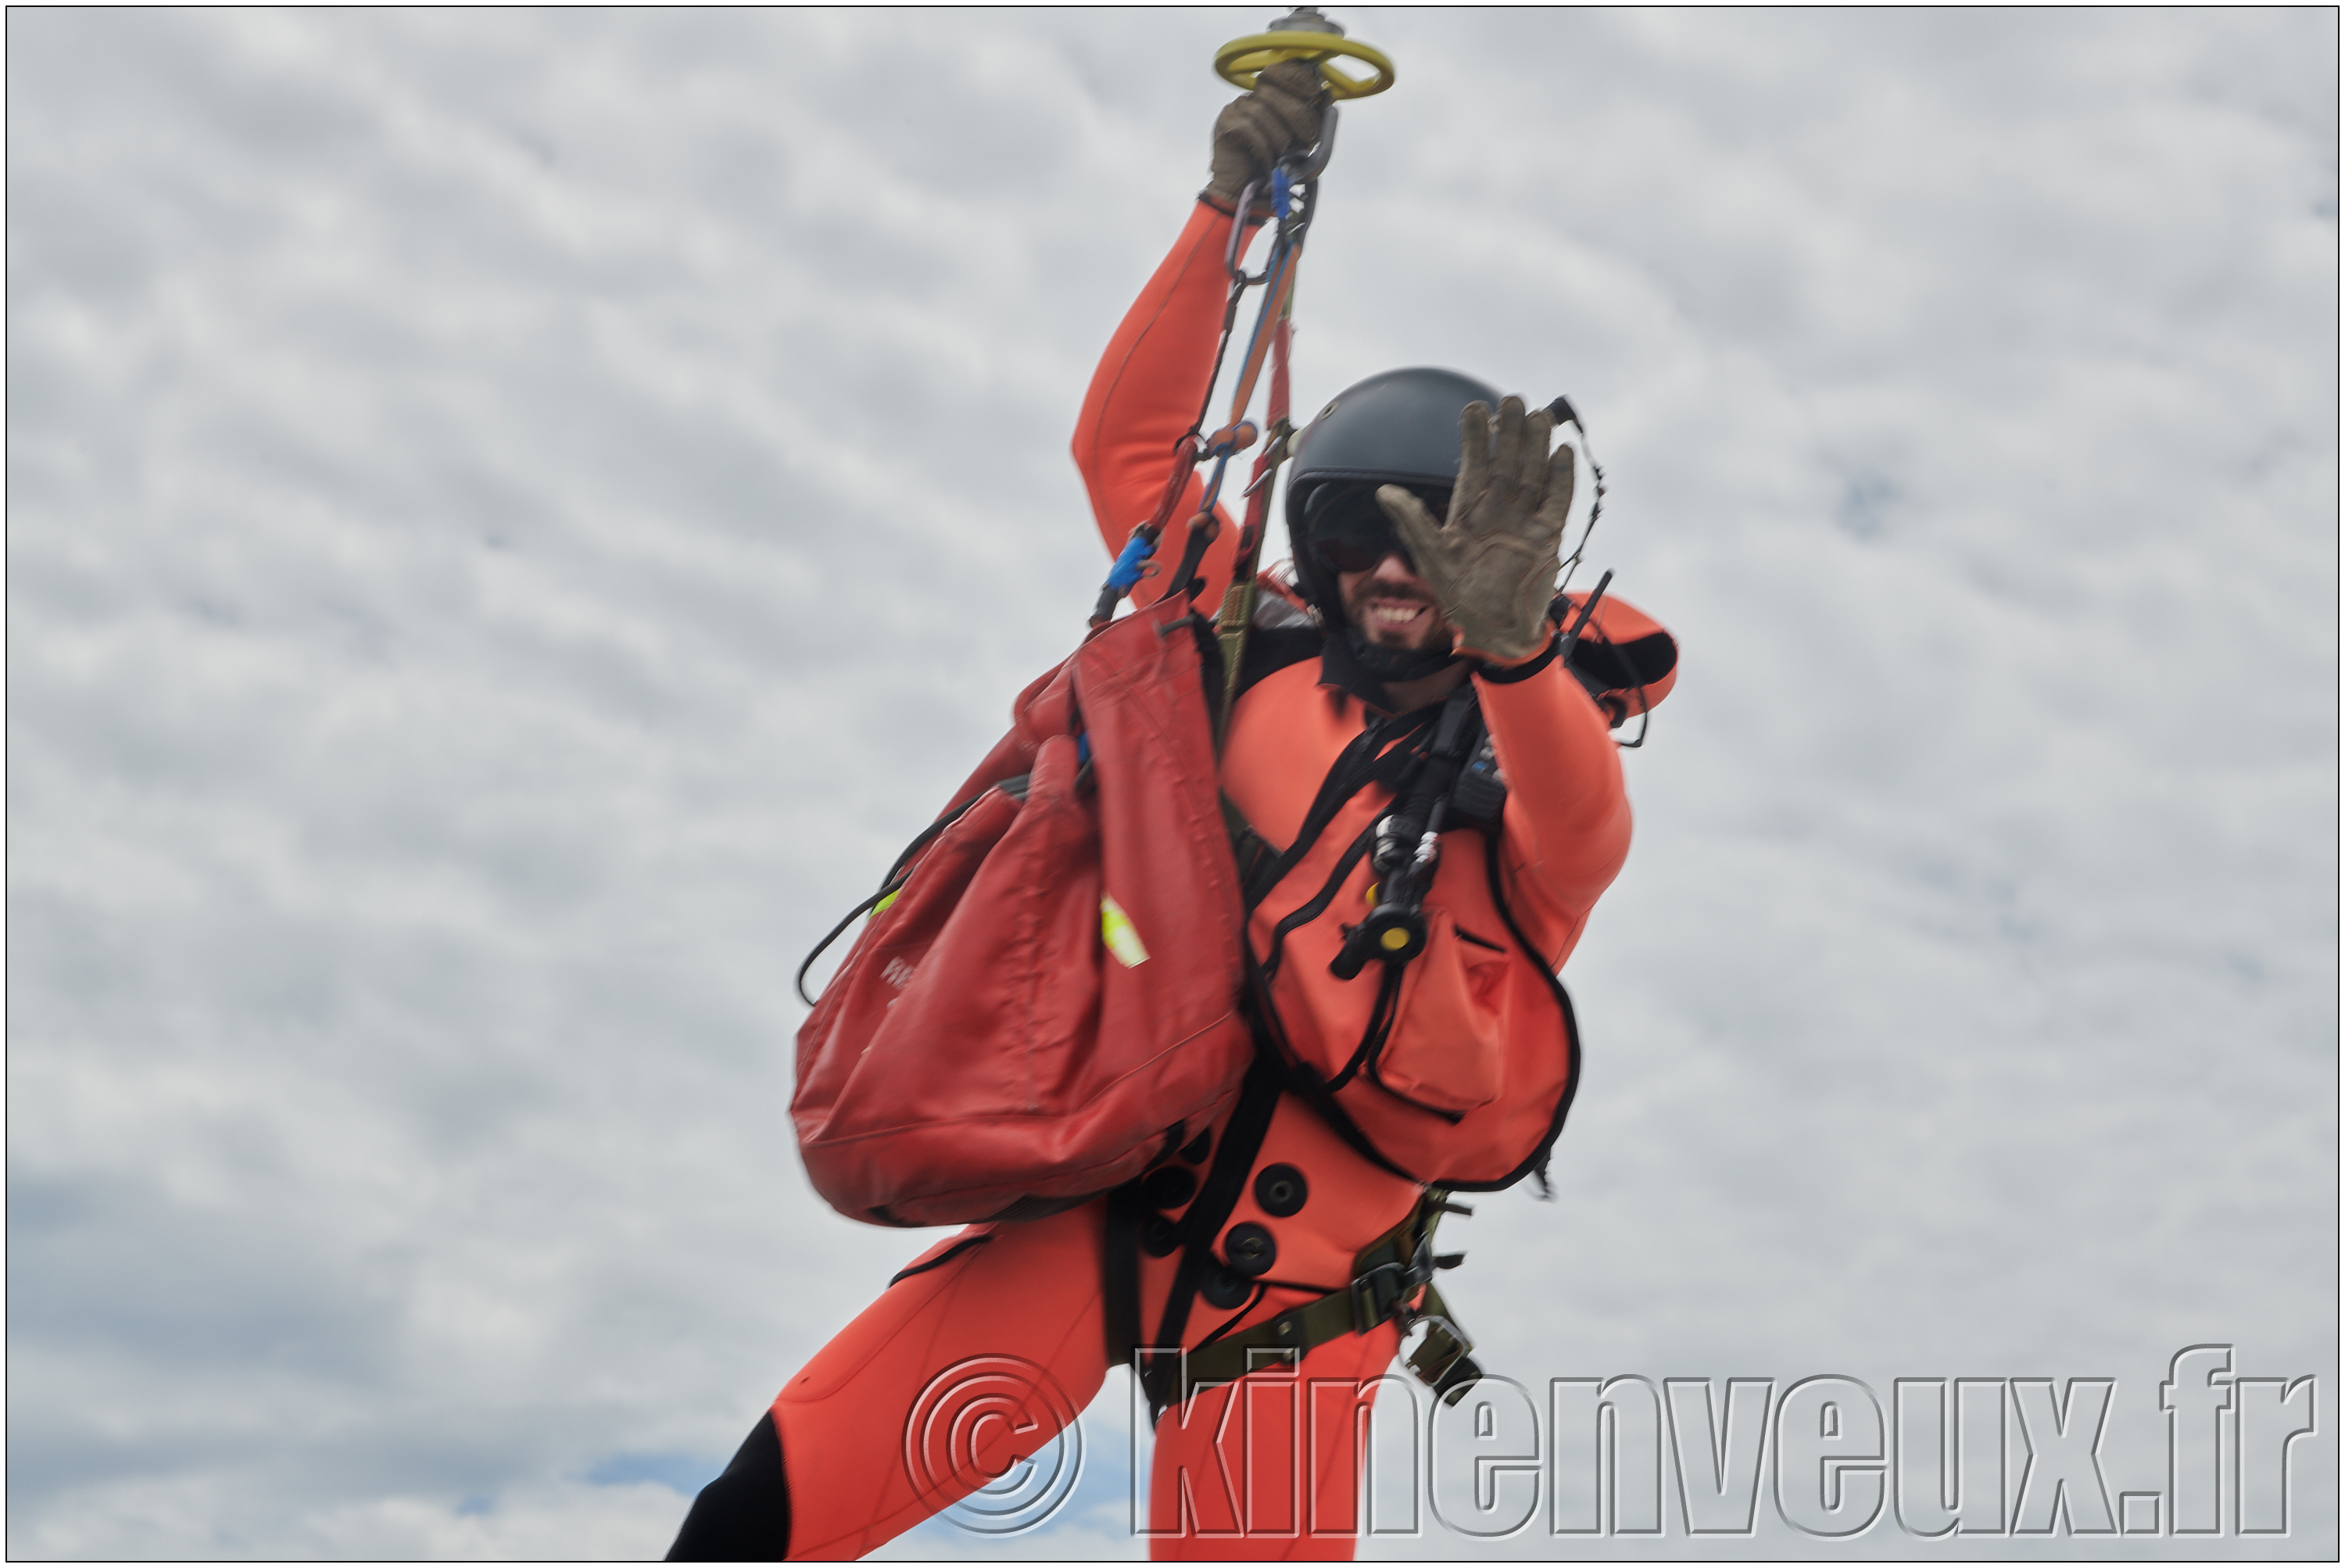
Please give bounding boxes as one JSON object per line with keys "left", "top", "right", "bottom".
{"left": 1305, "top": 487, "right": 1448, "bottom": 575}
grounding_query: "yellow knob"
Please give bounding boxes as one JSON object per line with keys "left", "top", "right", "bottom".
{"left": 1380, "top": 926, "right": 1411, "bottom": 952}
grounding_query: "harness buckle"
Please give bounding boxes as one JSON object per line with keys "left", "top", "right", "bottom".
{"left": 1402, "top": 1312, "right": 1481, "bottom": 1404}
{"left": 1348, "top": 1227, "right": 1445, "bottom": 1335}
{"left": 1348, "top": 1260, "right": 1411, "bottom": 1336}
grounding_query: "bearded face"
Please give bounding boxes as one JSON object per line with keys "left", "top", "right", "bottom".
{"left": 1337, "top": 553, "right": 1455, "bottom": 653}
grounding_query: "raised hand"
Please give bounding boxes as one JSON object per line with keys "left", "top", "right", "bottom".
{"left": 1376, "top": 396, "right": 1574, "bottom": 661}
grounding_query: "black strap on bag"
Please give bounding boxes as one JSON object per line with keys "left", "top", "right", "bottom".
{"left": 793, "top": 774, "right": 1033, "bottom": 1006}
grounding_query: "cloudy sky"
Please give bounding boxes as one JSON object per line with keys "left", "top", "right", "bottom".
{"left": 7, "top": 7, "right": 2335, "bottom": 1560}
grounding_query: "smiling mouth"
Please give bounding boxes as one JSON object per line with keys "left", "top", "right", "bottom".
{"left": 1367, "top": 601, "right": 1430, "bottom": 628}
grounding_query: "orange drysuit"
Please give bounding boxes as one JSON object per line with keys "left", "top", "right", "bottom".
{"left": 671, "top": 201, "right": 1633, "bottom": 1562}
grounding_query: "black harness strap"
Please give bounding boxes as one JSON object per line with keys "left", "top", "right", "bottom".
{"left": 1241, "top": 708, "right": 1433, "bottom": 909}
{"left": 1255, "top": 827, "right": 1377, "bottom": 987}
{"left": 1326, "top": 962, "right": 1406, "bottom": 1093}
{"left": 1140, "top": 1051, "right": 1285, "bottom": 1419}
{"left": 1477, "top": 825, "right": 1584, "bottom": 1196}
{"left": 1102, "top": 1180, "right": 1147, "bottom": 1368}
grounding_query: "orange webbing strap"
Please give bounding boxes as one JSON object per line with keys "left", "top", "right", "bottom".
{"left": 1214, "top": 302, "right": 1296, "bottom": 743}
{"left": 1221, "top": 245, "right": 1296, "bottom": 436}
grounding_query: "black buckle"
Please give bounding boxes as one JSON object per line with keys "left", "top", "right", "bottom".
{"left": 1348, "top": 1233, "right": 1442, "bottom": 1335}
{"left": 1348, "top": 1260, "right": 1409, "bottom": 1335}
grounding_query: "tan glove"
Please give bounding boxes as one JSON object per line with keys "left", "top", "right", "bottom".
{"left": 1377, "top": 397, "right": 1574, "bottom": 662}
{"left": 1204, "top": 59, "right": 1327, "bottom": 213}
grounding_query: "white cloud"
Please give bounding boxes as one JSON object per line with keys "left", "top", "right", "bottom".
{"left": 8, "top": 6, "right": 2333, "bottom": 1558}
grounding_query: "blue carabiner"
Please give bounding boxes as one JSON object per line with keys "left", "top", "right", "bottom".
{"left": 1104, "top": 531, "right": 1157, "bottom": 592}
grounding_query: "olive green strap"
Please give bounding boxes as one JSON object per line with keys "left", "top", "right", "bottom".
{"left": 1177, "top": 1287, "right": 1360, "bottom": 1390}
{"left": 1174, "top": 1273, "right": 1483, "bottom": 1403}
{"left": 1170, "top": 1202, "right": 1484, "bottom": 1403}
{"left": 1219, "top": 791, "right": 1274, "bottom": 890}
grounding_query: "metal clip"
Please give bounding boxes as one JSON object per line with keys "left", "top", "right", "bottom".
{"left": 1403, "top": 1314, "right": 1480, "bottom": 1404}
{"left": 1295, "top": 102, "right": 1339, "bottom": 181}
{"left": 1226, "top": 180, "right": 1271, "bottom": 283}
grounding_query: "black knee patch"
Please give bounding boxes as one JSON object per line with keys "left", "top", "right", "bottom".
{"left": 666, "top": 1412, "right": 791, "bottom": 1561}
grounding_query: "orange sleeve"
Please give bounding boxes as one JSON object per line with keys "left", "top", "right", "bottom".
{"left": 1070, "top": 200, "right": 1263, "bottom": 614}
{"left": 1476, "top": 654, "right": 1633, "bottom": 963}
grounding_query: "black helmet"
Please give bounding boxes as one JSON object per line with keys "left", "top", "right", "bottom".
{"left": 1283, "top": 366, "right": 1503, "bottom": 612}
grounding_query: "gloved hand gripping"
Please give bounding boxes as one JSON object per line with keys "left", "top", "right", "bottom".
{"left": 1204, "top": 59, "right": 1328, "bottom": 214}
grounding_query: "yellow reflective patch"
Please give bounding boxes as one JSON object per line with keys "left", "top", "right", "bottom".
{"left": 871, "top": 889, "right": 900, "bottom": 920}
{"left": 1101, "top": 894, "right": 1150, "bottom": 968}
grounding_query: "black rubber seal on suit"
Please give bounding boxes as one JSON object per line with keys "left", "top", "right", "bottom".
{"left": 1475, "top": 637, "right": 1559, "bottom": 685}
{"left": 1142, "top": 1165, "right": 1199, "bottom": 1211}
{"left": 667, "top": 1412, "right": 791, "bottom": 1561}
{"left": 1223, "top": 1221, "right": 1276, "bottom": 1277}
{"left": 1254, "top": 1163, "right": 1309, "bottom": 1217}
{"left": 886, "top": 1233, "right": 993, "bottom": 1287}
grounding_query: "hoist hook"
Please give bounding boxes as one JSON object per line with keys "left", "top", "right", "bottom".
{"left": 1215, "top": 7, "right": 1394, "bottom": 101}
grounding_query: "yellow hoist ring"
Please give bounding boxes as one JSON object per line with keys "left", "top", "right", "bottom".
{"left": 1214, "top": 30, "right": 1395, "bottom": 100}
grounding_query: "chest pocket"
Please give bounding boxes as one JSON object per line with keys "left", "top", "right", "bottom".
{"left": 1369, "top": 908, "right": 1512, "bottom": 1116}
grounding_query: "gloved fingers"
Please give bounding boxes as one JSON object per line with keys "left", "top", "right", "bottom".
{"left": 1454, "top": 401, "right": 1494, "bottom": 515}
{"left": 1491, "top": 396, "right": 1528, "bottom": 495}
{"left": 1255, "top": 58, "right": 1330, "bottom": 124}
{"left": 1212, "top": 139, "right": 1258, "bottom": 192}
{"left": 1369, "top": 482, "right": 1454, "bottom": 585}
{"left": 1535, "top": 444, "right": 1577, "bottom": 535}
{"left": 1377, "top": 484, "right": 1451, "bottom": 573}
{"left": 1519, "top": 405, "right": 1557, "bottom": 504}
{"left": 1215, "top": 100, "right": 1286, "bottom": 166}
{"left": 1258, "top": 58, "right": 1326, "bottom": 95}
{"left": 1485, "top": 397, "right": 1552, "bottom": 520}
{"left": 1222, "top": 63, "right": 1323, "bottom": 154}
{"left": 1207, "top": 69, "right": 1326, "bottom": 204}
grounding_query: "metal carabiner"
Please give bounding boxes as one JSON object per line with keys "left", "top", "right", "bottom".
{"left": 1226, "top": 179, "right": 1272, "bottom": 285}
{"left": 1297, "top": 102, "right": 1339, "bottom": 181}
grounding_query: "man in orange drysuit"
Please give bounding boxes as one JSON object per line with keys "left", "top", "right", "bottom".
{"left": 670, "top": 61, "right": 1673, "bottom": 1562}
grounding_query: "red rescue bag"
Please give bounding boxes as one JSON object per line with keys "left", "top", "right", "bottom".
{"left": 792, "top": 597, "right": 1254, "bottom": 1227}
